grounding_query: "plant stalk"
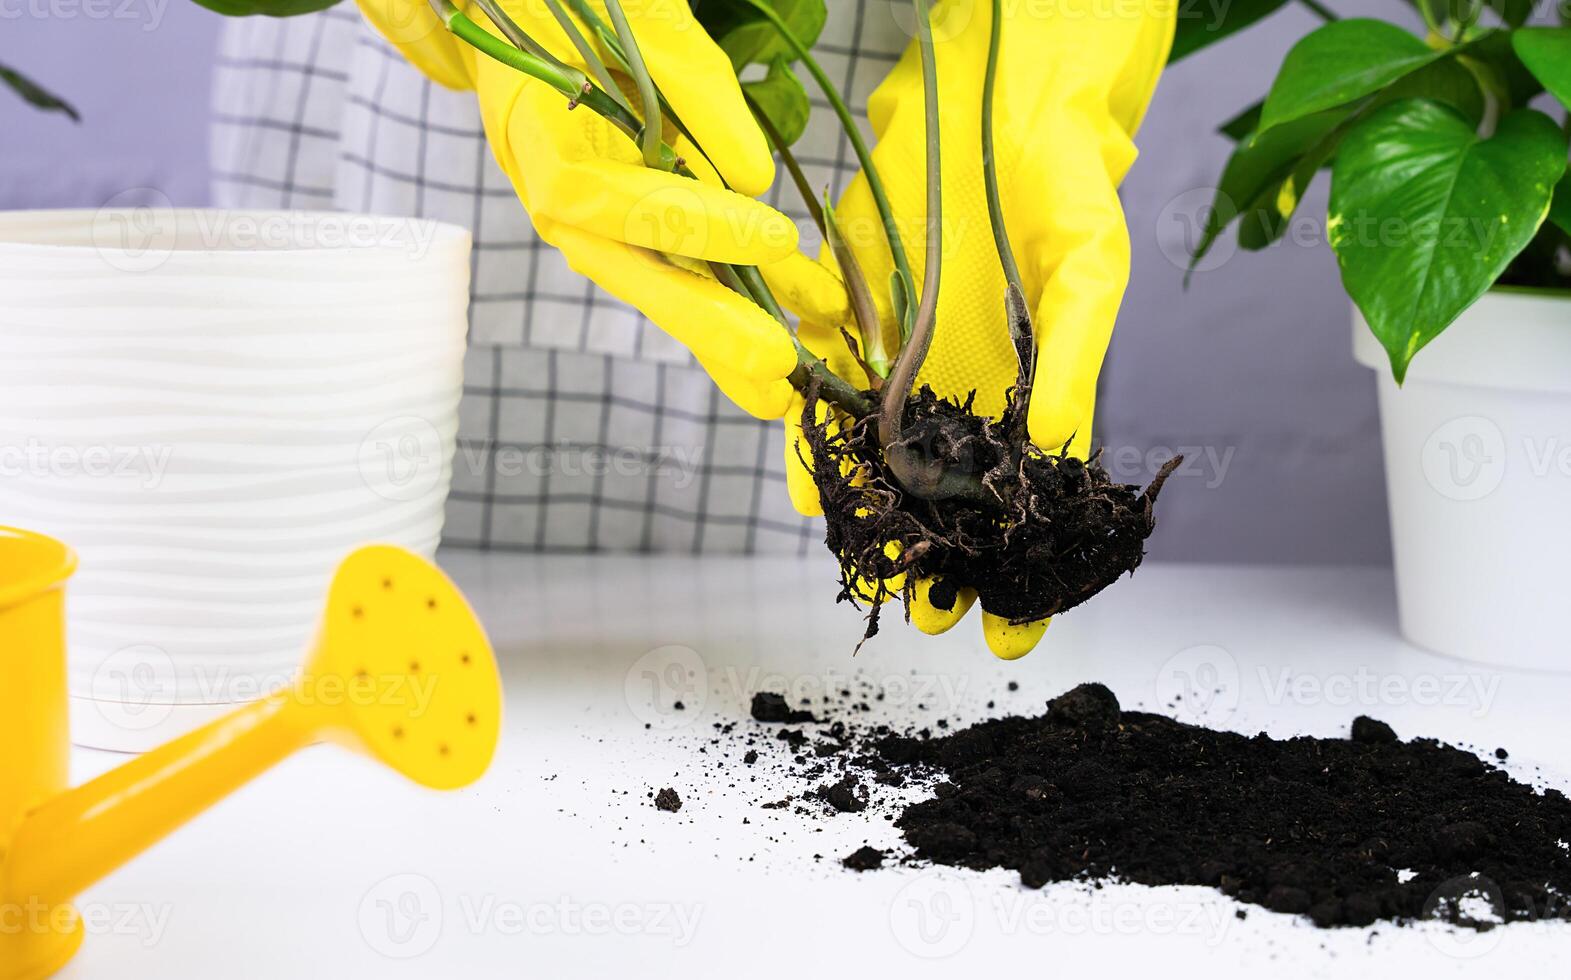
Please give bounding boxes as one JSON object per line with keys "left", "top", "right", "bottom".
{"left": 539, "top": 0, "right": 631, "bottom": 113}
{"left": 602, "top": 0, "right": 668, "bottom": 170}
{"left": 983, "top": 0, "right": 1034, "bottom": 405}
{"left": 734, "top": 0, "right": 918, "bottom": 343}
{"left": 878, "top": 0, "right": 966, "bottom": 501}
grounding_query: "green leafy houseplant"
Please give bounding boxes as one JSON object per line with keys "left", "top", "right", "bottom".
{"left": 1179, "top": 1, "right": 1571, "bottom": 382}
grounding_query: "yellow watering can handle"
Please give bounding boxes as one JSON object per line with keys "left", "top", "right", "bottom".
{"left": 4, "top": 695, "right": 311, "bottom": 907}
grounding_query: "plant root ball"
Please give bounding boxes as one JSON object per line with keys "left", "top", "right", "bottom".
{"left": 801, "top": 385, "right": 1179, "bottom": 644}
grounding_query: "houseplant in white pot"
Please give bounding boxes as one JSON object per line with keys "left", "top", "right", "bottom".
{"left": 1181, "top": 2, "right": 1571, "bottom": 669}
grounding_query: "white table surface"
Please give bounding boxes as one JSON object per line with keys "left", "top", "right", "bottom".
{"left": 63, "top": 554, "right": 1571, "bottom": 978}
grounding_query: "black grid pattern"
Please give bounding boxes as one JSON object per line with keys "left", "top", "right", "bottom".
{"left": 210, "top": 2, "right": 905, "bottom": 554}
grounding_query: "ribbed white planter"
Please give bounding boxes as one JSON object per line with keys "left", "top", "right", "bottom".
{"left": 0, "top": 209, "right": 471, "bottom": 749}
{"left": 1354, "top": 289, "right": 1571, "bottom": 672}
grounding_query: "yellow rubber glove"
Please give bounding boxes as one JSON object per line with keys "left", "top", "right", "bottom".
{"left": 354, "top": 0, "right": 845, "bottom": 417}
{"left": 781, "top": 0, "right": 1176, "bottom": 659}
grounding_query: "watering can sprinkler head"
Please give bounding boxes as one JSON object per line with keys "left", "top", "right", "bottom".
{"left": 0, "top": 528, "right": 501, "bottom": 979}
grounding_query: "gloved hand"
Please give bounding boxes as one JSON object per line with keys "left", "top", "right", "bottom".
{"left": 780, "top": 0, "right": 1176, "bottom": 659}
{"left": 354, "top": 0, "right": 846, "bottom": 415}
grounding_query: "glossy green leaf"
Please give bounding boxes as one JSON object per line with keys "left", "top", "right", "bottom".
{"left": 1513, "top": 28, "right": 1571, "bottom": 110}
{"left": 1551, "top": 170, "right": 1571, "bottom": 237}
{"left": 714, "top": 0, "right": 827, "bottom": 71}
{"left": 1193, "top": 58, "right": 1486, "bottom": 267}
{"left": 0, "top": 62, "right": 78, "bottom": 121}
{"left": 1259, "top": 19, "right": 1445, "bottom": 135}
{"left": 1329, "top": 101, "right": 1568, "bottom": 381}
{"left": 1170, "top": 0, "right": 1291, "bottom": 63}
{"left": 190, "top": 0, "right": 342, "bottom": 14}
{"left": 1219, "top": 101, "right": 1263, "bottom": 141}
{"left": 742, "top": 56, "right": 810, "bottom": 146}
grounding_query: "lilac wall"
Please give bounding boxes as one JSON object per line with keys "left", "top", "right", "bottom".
{"left": 0, "top": 1, "right": 1410, "bottom": 564}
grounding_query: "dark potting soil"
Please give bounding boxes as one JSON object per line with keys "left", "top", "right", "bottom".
{"left": 801, "top": 386, "right": 1179, "bottom": 642}
{"left": 874, "top": 683, "right": 1571, "bottom": 928}
{"left": 714, "top": 682, "right": 1571, "bottom": 931}
{"left": 654, "top": 787, "right": 682, "bottom": 812}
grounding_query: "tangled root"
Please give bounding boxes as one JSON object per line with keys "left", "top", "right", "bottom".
{"left": 801, "top": 384, "right": 1180, "bottom": 645}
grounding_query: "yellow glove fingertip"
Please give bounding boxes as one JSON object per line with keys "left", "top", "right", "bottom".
{"left": 784, "top": 406, "right": 824, "bottom": 517}
{"left": 909, "top": 578, "right": 976, "bottom": 635}
{"left": 982, "top": 612, "right": 1050, "bottom": 661}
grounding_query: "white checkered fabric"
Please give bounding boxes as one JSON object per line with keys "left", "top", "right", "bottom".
{"left": 210, "top": 1, "right": 908, "bottom": 553}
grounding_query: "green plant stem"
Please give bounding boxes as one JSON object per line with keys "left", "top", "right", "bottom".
{"left": 431, "top": 0, "right": 649, "bottom": 142}
{"left": 983, "top": 0, "right": 1034, "bottom": 404}
{"left": 1296, "top": 0, "right": 1336, "bottom": 21}
{"left": 734, "top": 0, "right": 917, "bottom": 342}
{"left": 824, "top": 198, "right": 890, "bottom": 381}
{"left": 472, "top": 0, "right": 567, "bottom": 68}
{"left": 603, "top": 0, "right": 668, "bottom": 170}
{"left": 746, "top": 91, "right": 826, "bottom": 235}
{"left": 880, "top": 0, "right": 970, "bottom": 501}
{"left": 539, "top": 0, "right": 630, "bottom": 113}
{"left": 982, "top": 0, "right": 1022, "bottom": 298}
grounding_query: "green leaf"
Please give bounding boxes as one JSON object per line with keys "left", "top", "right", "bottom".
{"left": 1461, "top": 29, "right": 1544, "bottom": 107}
{"left": 715, "top": 0, "right": 827, "bottom": 71}
{"left": 1513, "top": 28, "right": 1571, "bottom": 110}
{"left": 1259, "top": 19, "right": 1446, "bottom": 135}
{"left": 188, "top": 0, "right": 341, "bottom": 14}
{"left": 1219, "top": 101, "right": 1263, "bottom": 142}
{"left": 1486, "top": 0, "right": 1534, "bottom": 27}
{"left": 1193, "top": 58, "right": 1486, "bottom": 266}
{"left": 0, "top": 62, "right": 78, "bottom": 121}
{"left": 1329, "top": 101, "right": 1568, "bottom": 382}
{"left": 1170, "top": 0, "right": 1291, "bottom": 64}
{"left": 742, "top": 56, "right": 810, "bottom": 146}
{"left": 1551, "top": 170, "right": 1571, "bottom": 237}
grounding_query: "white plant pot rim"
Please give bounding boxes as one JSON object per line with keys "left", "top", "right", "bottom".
{"left": 0, "top": 207, "right": 470, "bottom": 281}
{"left": 1352, "top": 287, "right": 1571, "bottom": 394}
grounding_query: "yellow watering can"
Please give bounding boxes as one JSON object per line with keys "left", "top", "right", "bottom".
{"left": 0, "top": 526, "right": 502, "bottom": 979}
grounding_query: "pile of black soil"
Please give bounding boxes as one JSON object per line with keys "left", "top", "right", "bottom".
{"left": 695, "top": 681, "right": 1571, "bottom": 932}
{"left": 872, "top": 684, "right": 1571, "bottom": 929}
{"left": 801, "top": 386, "right": 1178, "bottom": 642}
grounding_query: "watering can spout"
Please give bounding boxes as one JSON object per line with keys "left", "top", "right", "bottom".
{"left": 0, "top": 532, "right": 501, "bottom": 980}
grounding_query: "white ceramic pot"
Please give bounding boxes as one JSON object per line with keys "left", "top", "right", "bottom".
{"left": 1354, "top": 288, "right": 1571, "bottom": 671}
{"left": 0, "top": 209, "right": 472, "bottom": 749}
